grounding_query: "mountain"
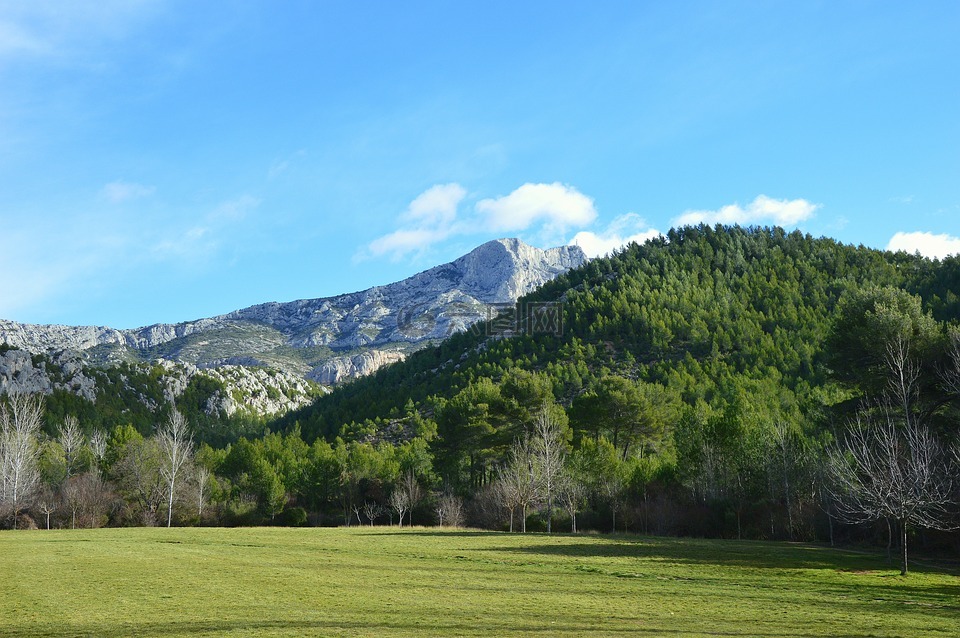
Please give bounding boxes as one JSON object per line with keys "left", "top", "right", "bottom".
{"left": 0, "top": 239, "right": 587, "bottom": 385}
{"left": 276, "top": 225, "right": 960, "bottom": 444}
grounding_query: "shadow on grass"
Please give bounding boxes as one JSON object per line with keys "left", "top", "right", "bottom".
{"left": 383, "top": 529, "right": 959, "bottom": 582}
{"left": 17, "top": 618, "right": 880, "bottom": 638}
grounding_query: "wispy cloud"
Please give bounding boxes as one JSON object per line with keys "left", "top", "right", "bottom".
{"left": 267, "top": 150, "right": 306, "bottom": 180}
{"left": 569, "top": 213, "right": 662, "bottom": 258}
{"left": 151, "top": 195, "right": 261, "bottom": 261}
{"left": 0, "top": 1, "right": 160, "bottom": 65}
{"left": 673, "top": 195, "right": 819, "bottom": 227}
{"left": 887, "top": 231, "right": 960, "bottom": 260}
{"left": 101, "top": 180, "right": 155, "bottom": 203}
{"left": 365, "top": 184, "right": 467, "bottom": 260}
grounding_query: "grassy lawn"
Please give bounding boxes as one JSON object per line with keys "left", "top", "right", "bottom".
{"left": 1, "top": 527, "right": 958, "bottom": 637}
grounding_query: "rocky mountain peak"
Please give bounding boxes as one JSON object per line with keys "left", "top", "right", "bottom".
{"left": 0, "top": 238, "right": 587, "bottom": 388}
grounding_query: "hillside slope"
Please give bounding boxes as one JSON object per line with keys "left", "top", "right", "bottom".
{"left": 280, "top": 225, "right": 960, "bottom": 442}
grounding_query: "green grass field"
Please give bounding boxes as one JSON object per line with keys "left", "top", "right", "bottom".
{"left": 1, "top": 527, "right": 957, "bottom": 637}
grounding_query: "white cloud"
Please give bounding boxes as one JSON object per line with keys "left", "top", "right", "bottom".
{"left": 101, "top": 180, "right": 155, "bottom": 203}
{"left": 364, "top": 183, "right": 466, "bottom": 260}
{"left": 363, "top": 182, "right": 599, "bottom": 261}
{"left": 887, "top": 231, "right": 960, "bottom": 260}
{"left": 403, "top": 183, "right": 466, "bottom": 227}
{"left": 673, "top": 195, "right": 818, "bottom": 227}
{"left": 569, "top": 213, "right": 662, "bottom": 258}
{"left": 476, "top": 182, "right": 596, "bottom": 233}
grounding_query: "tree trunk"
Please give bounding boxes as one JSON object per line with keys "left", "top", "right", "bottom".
{"left": 900, "top": 519, "right": 909, "bottom": 576}
{"left": 886, "top": 518, "right": 892, "bottom": 563}
{"left": 521, "top": 505, "right": 527, "bottom": 533}
{"left": 509, "top": 508, "right": 514, "bottom": 533}
{"left": 546, "top": 493, "right": 552, "bottom": 534}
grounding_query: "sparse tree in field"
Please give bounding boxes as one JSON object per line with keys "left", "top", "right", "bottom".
{"left": 437, "top": 492, "right": 463, "bottom": 528}
{"left": 57, "top": 415, "right": 85, "bottom": 481}
{"left": 390, "top": 487, "right": 409, "bottom": 527}
{"left": 828, "top": 403, "right": 956, "bottom": 575}
{"left": 498, "top": 435, "right": 539, "bottom": 533}
{"left": 532, "top": 404, "right": 568, "bottom": 534}
{"left": 393, "top": 470, "right": 422, "bottom": 527}
{"left": 362, "top": 500, "right": 384, "bottom": 526}
{"left": 157, "top": 409, "right": 193, "bottom": 527}
{"left": 0, "top": 393, "right": 44, "bottom": 528}
{"left": 64, "top": 471, "right": 111, "bottom": 529}
{"left": 36, "top": 486, "right": 58, "bottom": 530}
{"left": 492, "top": 475, "right": 516, "bottom": 532}
{"left": 558, "top": 471, "right": 587, "bottom": 533}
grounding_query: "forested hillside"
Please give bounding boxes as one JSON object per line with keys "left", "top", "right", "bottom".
{"left": 266, "top": 224, "right": 960, "bottom": 540}
{"left": 5, "top": 225, "right": 960, "bottom": 556}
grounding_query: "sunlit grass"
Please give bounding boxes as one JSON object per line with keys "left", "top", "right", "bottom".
{"left": 1, "top": 527, "right": 957, "bottom": 637}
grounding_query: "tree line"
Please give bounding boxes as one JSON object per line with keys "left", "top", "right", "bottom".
{"left": 4, "top": 225, "right": 960, "bottom": 574}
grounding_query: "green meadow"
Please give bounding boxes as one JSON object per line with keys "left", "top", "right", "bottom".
{"left": 1, "top": 527, "right": 957, "bottom": 637}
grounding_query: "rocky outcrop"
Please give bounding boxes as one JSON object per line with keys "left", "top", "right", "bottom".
{"left": 0, "top": 239, "right": 587, "bottom": 385}
{"left": 0, "top": 349, "right": 98, "bottom": 402}
{"left": 0, "top": 349, "right": 321, "bottom": 418}
{"left": 309, "top": 349, "right": 407, "bottom": 385}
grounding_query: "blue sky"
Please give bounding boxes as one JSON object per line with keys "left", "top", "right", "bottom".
{"left": 1, "top": 1, "right": 958, "bottom": 329}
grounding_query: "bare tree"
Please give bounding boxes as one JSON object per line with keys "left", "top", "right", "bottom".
{"left": 437, "top": 492, "right": 464, "bottom": 528}
{"left": 0, "top": 393, "right": 44, "bottom": 528}
{"left": 89, "top": 430, "right": 107, "bottom": 476}
{"left": 36, "top": 486, "right": 59, "bottom": 530}
{"left": 498, "top": 435, "right": 540, "bottom": 532}
{"left": 558, "top": 471, "right": 587, "bottom": 533}
{"left": 64, "top": 472, "right": 112, "bottom": 528}
{"left": 58, "top": 415, "right": 85, "bottom": 480}
{"left": 400, "top": 470, "right": 423, "bottom": 526}
{"left": 362, "top": 500, "right": 384, "bottom": 526}
{"left": 492, "top": 474, "right": 518, "bottom": 532}
{"left": 390, "top": 487, "right": 409, "bottom": 527}
{"left": 532, "top": 405, "right": 567, "bottom": 534}
{"left": 828, "top": 404, "right": 956, "bottom": 575}
{"left": 157, "top": 409, "right": 193, "bottom": 527}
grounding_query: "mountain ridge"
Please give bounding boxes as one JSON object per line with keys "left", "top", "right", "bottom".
{"left": 0, "top": 238, "right": 587, "bottom": 384}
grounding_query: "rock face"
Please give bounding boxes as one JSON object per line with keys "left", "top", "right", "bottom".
{"left": 0, "top": 348, "right": 98, "bottom": 402}
{"left": 310, "top": 349, "right": 407, "bottom": 385}
{"left": 0, "top": 349, "right": 321, "bottom": 418}
{"left": 0, "top": 239, "right": 586, "bottom": 385}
